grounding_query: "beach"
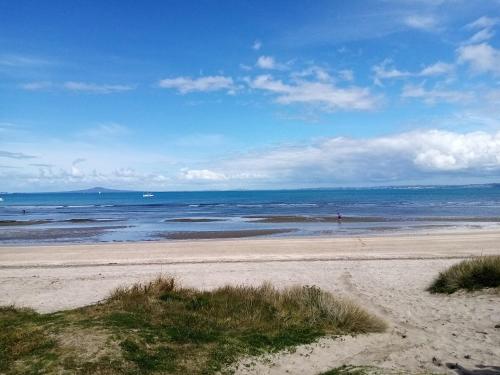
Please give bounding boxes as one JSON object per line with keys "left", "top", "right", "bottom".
{"left": 5, "top": 1, "right": 500, "bottom": 372}
{"left": 1, "top": 230, "right": 499, "bottom": 374}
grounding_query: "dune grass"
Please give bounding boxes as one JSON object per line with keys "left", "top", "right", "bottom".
{"left": 428, "top": 256, "right": 500, "bottom": 294}
{"left": 0, "top": 276, "right": 385, "bottom": 374}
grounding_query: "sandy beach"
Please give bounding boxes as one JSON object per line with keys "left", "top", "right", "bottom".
{"left": 1, "top": 230, "right": 499, "bottom": 374}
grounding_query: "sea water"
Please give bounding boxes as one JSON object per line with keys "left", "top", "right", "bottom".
{"left": 1, "top": 185, "right": 500, "bottom": 244}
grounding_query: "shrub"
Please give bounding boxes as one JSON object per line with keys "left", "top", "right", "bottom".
{"left": 428, "top": 256, "right": 500, "bottom": 294}
{"left": 0, "top": 276, "right": 385, "bottom": 374}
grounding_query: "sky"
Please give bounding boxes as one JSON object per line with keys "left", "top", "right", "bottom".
{"left": 2, "top": 0, "right": 500, "bottom": 192}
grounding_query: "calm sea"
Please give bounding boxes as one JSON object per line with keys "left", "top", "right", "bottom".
{"left": 1, "top": 185, "right": 500, "bottom": 244}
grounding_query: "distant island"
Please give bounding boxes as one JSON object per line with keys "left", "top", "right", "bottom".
{"left": 63, "top": 187, "right": 134, "bottom": 194}
{"left": 45, "top": 183, "right": 500, "bottom": 194}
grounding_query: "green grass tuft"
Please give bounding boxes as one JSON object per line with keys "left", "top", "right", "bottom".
{"left": 428, "top": 256, "right": 500, "bottom": 294}
{"left": 0, "top": 276, "right": 386, "bottom": 374}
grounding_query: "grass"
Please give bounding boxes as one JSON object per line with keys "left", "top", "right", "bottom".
{"left": 0, "top": 276, "right": 385, "bottom": 374}
{"left": 428, "top": 256, "right": 500, "bottom": 294}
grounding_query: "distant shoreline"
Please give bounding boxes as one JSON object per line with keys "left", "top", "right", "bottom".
{"left": 2, "top": 182, "right": 500, "bottom": 195}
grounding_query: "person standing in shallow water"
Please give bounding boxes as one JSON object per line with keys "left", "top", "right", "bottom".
{"left": 337, "top": 212, "right": 342, "bottom": 223}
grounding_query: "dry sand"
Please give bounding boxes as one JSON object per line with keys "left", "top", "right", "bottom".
{"left": 1, "top": 230, "right": 499, "bottom": 374}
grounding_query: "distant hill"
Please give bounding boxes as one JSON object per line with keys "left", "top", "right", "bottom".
{"left": 64, "top": 187, "right": 134, "bottom": 193}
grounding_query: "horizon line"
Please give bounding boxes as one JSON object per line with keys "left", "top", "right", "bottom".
{"left": 2, "top": 182, "right": 500, "bottom": 194}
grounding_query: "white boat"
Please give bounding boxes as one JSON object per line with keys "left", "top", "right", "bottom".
{"left": 142, "top": 193, "right": 154, "bottom": 198}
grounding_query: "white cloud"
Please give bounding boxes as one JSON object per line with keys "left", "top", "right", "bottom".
{"left": 373, "top": 60, "right": 411, "bottom": 85}
{"left": 466, "top": 28, "right": 495, "bottom": 44}
{"left": 338, "top": 69, "right": 354, "bottom": 81}
{"left": 403, "top": 15, "right": 438, "bottom": 31}
{"left": 30, "top": 163, "right": 53, "bottom": 168}
{"left": 5, "top": 129, "right": 500, "bottom": 190}
{"left": 0, "top": 150, "right": 36, "bottom": 159}
{"left": 252, "top": 40, "right": 262, "bottom": 50}
{"left": 239, "top": 63, "right": 252, "bottom": 71}
{"left": 466, "top": 16, "right": 499, "bottom": 30}
{"left": 19, "top": 81, "right": 53, "bottom": 91}
{"left": 457, "top": 43, "right": 500, "bottom": 75}
{"left": 18, "top": 81, "right": 133, "bottom": 93}
{"left": 0, "top": 54, "right": 52, "bottom": 67}
{"left": 410, "top": 131, "right": 500, "bottom": 171}
{"left": 256, "top": 55, "right": 278, "bottom": 69}
{"left": 419, "top": 62, "right": 454, "bottom": 76}
{"left": 249, "top": 74, "right": 378, "bottom": 111}
{"left": 373, "top": 60, "right": 453, "bottom": 84}
{"left": 291, "top": 66, "right": 332, "bottom": 82}
{"left": 181, "top": 169, "right": 227, "bottom": 181}
{"left": 158, "top": 76, "right": 235, "bottom": 94}
{"left": 402, "top": 84, "right": 473, "bottom": 104}
{"left": 212, "top": 130, "right": 500, "bottom": 185}
{"left": 463, "top": 16, "right": 498, "bottom": 44}
{"left": 63, "top": 81, "right": 133, "bottom": 94}
{"left": 0, "top": 137, "right": 179, "bottom": 191}
{"left": 113, "top": 167, "right": 140, "bottom": 179}
{"left": 18, "top": 163, "right": 171, "bottom": 188}
{"left": 71, "top": 158, "right": 85, "bottom": 178}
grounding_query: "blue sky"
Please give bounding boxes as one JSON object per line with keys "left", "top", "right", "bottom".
{"left": 2, "top": 0, "right": 500, "bottom": 192}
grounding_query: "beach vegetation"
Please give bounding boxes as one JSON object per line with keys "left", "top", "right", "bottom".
{"left": 428, "top": 256, "right": 500, "bottom": 294}
{"left": 0, "top": 276, "right": 385, "bottom": 374}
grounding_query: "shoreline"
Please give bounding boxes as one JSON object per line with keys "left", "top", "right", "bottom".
{"left": 2, "top": 213, "right": 500, "bottom": 245}
{"left": 1, "top": 222, "right": 499, "bottom": 247}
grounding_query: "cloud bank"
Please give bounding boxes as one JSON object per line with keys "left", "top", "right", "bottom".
{"left": 207, "top": 129, "right": 500, "bottom": 185}
{"left": 4, "top": 129, "right": 500, "bottom": 191}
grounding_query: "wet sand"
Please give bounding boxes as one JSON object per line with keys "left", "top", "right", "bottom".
{"left": 0, "top": 219, "right": 52, "bottom": 226}
{"left": 158, "top": 228, "right": 297, "bottom": 240}
{"left": 245, "top": 215, "right": 500, "bottom": 223}
{"left": 0, "top": 218, "right": 121, "bottom": 227}
{"left": 164, "top": 218, "right": 225, "bottom": 223}
{"left": 245, "top": 215, "right": 385, "bottom": 223}
{"left": 0, "top": 225, "right": 128, "bottom": 241}
{"left": 0, "top": 230, "right": 499, "bottom": 374}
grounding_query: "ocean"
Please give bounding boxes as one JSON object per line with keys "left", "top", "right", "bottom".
{"left": 1, "top": 185, "right": 500, "bottom": 244}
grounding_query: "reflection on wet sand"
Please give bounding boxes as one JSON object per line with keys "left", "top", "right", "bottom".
{"left": 0, "top": 225, "right": 128, "bottom": 241}
{"left": 158, "top": 228, "right": 297, "bottom": 240}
